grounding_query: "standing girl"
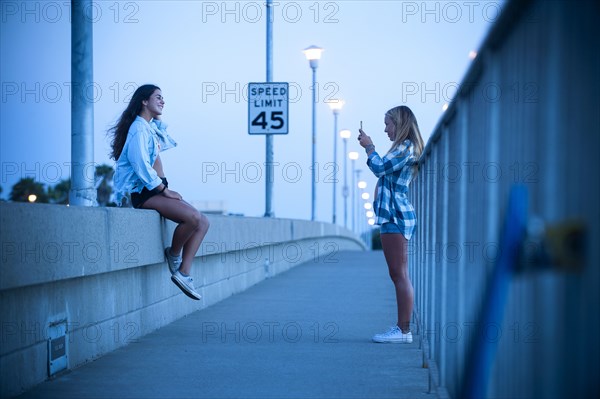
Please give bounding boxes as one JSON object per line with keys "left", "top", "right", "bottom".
{"left": 110, "top": 84, "right": 209, "bottom": 300}
{"left": 358, "top": 105, "right": 424, "bottom": 343}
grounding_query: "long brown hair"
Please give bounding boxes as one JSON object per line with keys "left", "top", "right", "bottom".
{"left": 385, "top": 105, "right": 424, "bottom": 158}
{"left": 108, "top": 84, "right": 160, "bottom": 160}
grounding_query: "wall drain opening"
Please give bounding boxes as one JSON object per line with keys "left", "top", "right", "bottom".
{"left": 48, "top": 319, "right": 68, "bottom": 376}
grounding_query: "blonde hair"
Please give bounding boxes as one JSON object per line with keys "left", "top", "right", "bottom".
{"left": 385, "top": 105, "right": 424, "bottom": 159}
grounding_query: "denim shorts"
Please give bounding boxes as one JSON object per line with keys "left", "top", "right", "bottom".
{"left": 131, "top": 177, "right": 168, "bottom": 209}
{"left": 380, "top": 222, "right": 402, "bottom": 234}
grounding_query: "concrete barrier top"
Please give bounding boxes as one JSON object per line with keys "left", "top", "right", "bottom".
{"left": 0, "top": 202, "right": 364, "bottom": 291}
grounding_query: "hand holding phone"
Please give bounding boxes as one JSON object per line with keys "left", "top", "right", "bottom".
{"left": 357, "top": 121, "right": 373, "bottom": 148}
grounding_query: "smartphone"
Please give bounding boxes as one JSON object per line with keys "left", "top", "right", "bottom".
{"left": 360, "top": 121, "right": 363, "bottom": 130}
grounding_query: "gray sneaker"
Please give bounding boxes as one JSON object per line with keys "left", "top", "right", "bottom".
{"left": 372, "top": 326, "right": 413, "bottom": 343}
{"left": 164, "top": 247, "right": 182, "bottom": 275}
{"left": 171, "top": 271, "right": 202, "bottom": 300}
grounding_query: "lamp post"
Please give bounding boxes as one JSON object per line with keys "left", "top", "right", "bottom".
{"left": 363, "top": 201, "right": 373, "bottom": 248}
{"left": 354, "top": 170, "right": 363, "bottom": 234}
{"left": 358, "top": 180, "right": 367, "bottom": 242}
{"left": 328, "top": 100, "right": 344, "bottom": 224}
{"left": 348, "top": 151, "right": 359, "bottom": 232}
{"left": 303, "top": 45, "right": 323, "bottom": 221}
{"left": 70, "top": 0, "right": 96, "bottom": 206}
{"left": 340, "top": 129, "right": 351, "bottom": 228}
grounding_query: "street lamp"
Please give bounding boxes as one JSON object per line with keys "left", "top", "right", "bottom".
{"left": 349, "top": 151, "right": 359, "bottom": 232}
{"left": 340, "top": 129, "right": 351, "bottom": 228}
{"left": 327, "top": 100, "right": 344, "bottom": 225}
{"left": 303, "top": 45, "right": 323, "bottom": 221}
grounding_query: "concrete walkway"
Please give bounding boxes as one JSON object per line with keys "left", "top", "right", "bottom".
{"left": 18, "top": 251, "right": 431, "bottom": 399}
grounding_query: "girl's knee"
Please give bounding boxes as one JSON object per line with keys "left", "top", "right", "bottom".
{"left": 200, "top": 213, "right": 210, "bottom": 231}
{"left": 389, "top": 270, "right": 409, "bottom": 285}
{"left": 190, "top": 211, "right": 209, "bottom": 232}
{"left": 184, "top": 210, "right": 202, "bottom": 229}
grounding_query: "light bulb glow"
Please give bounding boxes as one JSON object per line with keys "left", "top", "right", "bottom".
{"left": 303, "top": 45, "right": 324, "bottom": 61}
{"left": 340, "top": 129, "right": 351, "bottom": 139}
{"left": 327, "top": 100, "right": 345, "bottom": 111}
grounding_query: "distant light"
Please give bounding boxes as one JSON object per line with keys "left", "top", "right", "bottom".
{"left": 303, "top": 45, "right": 324, "bottom": 61}
{"left": 442, "top": 103, "right": 449, "bottom": 111}
{"left": 469, "top": 50, "right": 477, "bottom": 60}
{"left": 358, "top": 181, "right": 367, "bottom": 189}
{"left": 364, "top": 203, "right": 372, "bottom": 210}
{"left": 340, "top": 129, "right": 352, "bottom": 139}
{"left": 366, "top": 211, "right": 374, "bottom": 218}
{"left": 361, "top": 192, "right": 370, "bottom": 200}
{"left": 368, "top": 218, "right": 375, "bottom": 225}
{"left": 327, "top": 100, "right": 345, "bottom": 112}
{"left": 348, "top": 151, "right": 359, "bottom": 160}
{"left": 28, "top": 194, "right": 37, "bottom": 203}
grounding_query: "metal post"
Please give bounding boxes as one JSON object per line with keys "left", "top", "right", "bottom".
{"left": 310, "top": 65, "right": 317, "bottom": 221}
{"left": 343, "top": 139, "right": 348, "bottom": 228}
{"left": 264, "top": 0, "right": 274, "bottom": 217}
{"left": 69, "top": 0, "right": 96, "bottom": 206}
{"left": 354, "top": 169, "right": 362, "bottom": 235}
{"left": 332, "top": 110, "right": 339, "bottom": 224}
{"left": 351, "top": 159, "right": 356, "bottom": 231}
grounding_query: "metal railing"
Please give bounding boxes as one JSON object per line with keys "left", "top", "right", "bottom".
{"left": 409, "top": 0, "right": 599, "bottom": 397}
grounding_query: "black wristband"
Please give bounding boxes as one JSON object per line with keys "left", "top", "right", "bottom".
{"left": 159, "top": 185, "right": 167, "bottom": 193}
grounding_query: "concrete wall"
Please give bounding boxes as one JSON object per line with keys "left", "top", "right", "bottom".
{"left": 0, "top": 202, "right": 365, "bottom": 397}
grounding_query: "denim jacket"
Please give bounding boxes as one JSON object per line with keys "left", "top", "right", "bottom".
{"left": 113, "top": 116, "right": 177, "bottom": 206}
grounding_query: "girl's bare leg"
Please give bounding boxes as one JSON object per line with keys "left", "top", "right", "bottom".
{"left": 142, "top": 196, "right": 209, "bottom": 275}
{"left": 380, "top": 233, "right": 414, "bottom": 333}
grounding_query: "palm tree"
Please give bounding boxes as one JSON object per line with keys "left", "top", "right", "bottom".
{"left": 10, "top": 178, "right": 49, "bottom": 203}
{"left": 95, "top": 164, "right": 115, "bottom": 207}
{"left": 47, "top": 179, "right": 71, "bottom": 204}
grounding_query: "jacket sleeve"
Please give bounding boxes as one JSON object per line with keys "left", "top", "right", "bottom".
{"left": 366, "top": 142, "right": 413, "bottom": 178}
{"left": 126, "top": 124, "right": 162, "bottom": 191}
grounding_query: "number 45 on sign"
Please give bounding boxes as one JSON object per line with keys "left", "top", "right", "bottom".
{"left": 248, "top": 82, "right": 289, "bottom": 135}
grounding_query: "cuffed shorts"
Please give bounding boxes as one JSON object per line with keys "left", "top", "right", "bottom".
{"left": 131, "top": 177, "right": 168, "bottom": 209}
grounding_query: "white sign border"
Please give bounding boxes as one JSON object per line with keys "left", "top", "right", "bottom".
{"left": 248, "top": 82, "right": 289, "bottom": 135}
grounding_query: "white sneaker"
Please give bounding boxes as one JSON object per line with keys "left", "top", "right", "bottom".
{"left": 171, "top": 271, "right": 201, "bottom": 300}
{"left": 372, "top": 326, "right": 413, "bottom": 343}
{"left": 164, "top": 247, "right": 182, "bottom": 275}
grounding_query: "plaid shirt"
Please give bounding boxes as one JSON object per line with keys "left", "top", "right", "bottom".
{"left": 367, "top": 139, "right": 417, "bottom": 240}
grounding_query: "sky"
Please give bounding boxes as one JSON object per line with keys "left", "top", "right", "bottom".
{"left": 1, "top": 0, "right": 503, "bottom": 227}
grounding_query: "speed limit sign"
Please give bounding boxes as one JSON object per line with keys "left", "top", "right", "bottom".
{"left": 248, "top": 82, "right": 289, "bottom": 135}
